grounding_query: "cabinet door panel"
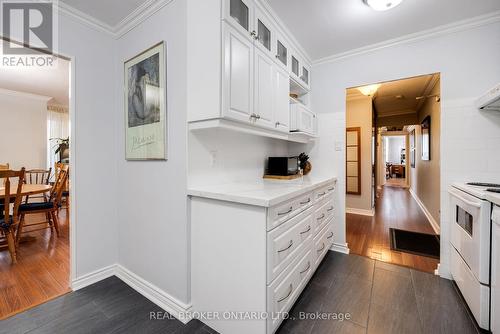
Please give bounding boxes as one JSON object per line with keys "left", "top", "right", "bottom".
{"left": 274, "top": 66, "right": 290, "bottom": 132}
{"left": 223, "top": 25, "right": 254, "bottom": 123}
{"left": 254, "top": 49, "right": 274, "bottom": 128}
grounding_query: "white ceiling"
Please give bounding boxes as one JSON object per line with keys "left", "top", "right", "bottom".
{"left": 0, "top": 53, "right": 70, "bottom": 105}
{"left": 266, "top": 0, "right": 500, "bottom": 60}
{"left": 61, "top": 0, "right": 149, "bottom": 27}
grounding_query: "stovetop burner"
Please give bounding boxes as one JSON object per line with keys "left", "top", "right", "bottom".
{"left": 467, "top": 182, "right": 500, "bottom": 188}
{"left": 487, "top": 188, "right": 500, "bottom": 193}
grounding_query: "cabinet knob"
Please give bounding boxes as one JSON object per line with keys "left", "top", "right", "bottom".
{"left": 275, "top": 122, "right": 280, "bottom": 127}
{"left": 250, "top": 30, "right": 257, "bottom": 37}
{"left": 255, "top": 114, "right": 261, "bottom": 119}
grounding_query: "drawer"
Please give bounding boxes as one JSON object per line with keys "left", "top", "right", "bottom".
{"left": 267, "top": 191, "right": 313, "bottom": 231}
{"left": 314, "top": 183, "right": 335, "bottom": 203}
{"left": 267, "top": 248, "right": 311, "bottom": 334}
{"left": 267, "top": 206, "right": 314, "bottom": 283}
{"left": 313, "top": 223, "right": 334, "bottom": 269}
{"left": 313, "top": 198, "right": 334, "bottom": 236}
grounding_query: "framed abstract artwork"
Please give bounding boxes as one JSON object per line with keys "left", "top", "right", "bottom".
{"left": 410, "top": 129, "right": 416, "bottom": 168}
{"left": 124, "top": 42, "right": 167, "bottom": 160}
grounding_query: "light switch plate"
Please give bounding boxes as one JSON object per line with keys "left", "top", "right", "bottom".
{"left": 335, "top": 141, "right": 343, "bottom": 151}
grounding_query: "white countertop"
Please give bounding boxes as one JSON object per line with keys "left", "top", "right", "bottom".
{"left": 187, "top": 176, "right": 337, "bottom": 207}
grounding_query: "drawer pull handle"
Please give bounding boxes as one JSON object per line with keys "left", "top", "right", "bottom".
{"left": 327, "top": 232, "right": 334, "bottom": 239}
{"left": 278, "top": 207, "right": 293, "bottom": 216}
{"left": 327, "top": 206, "right": 334, "bottom": 212}
{"left": 317, "top": 242, "right": 325, "bottom": 253}
{"left": 317, "top": 214, "right": 325, "bottom": 220}
{"left": 300, "top": 198, "right": 311, "bottom": 205}
{"left": 300, "top": 225, "right": 311, "bottom": 234}
{"left": 277, "top": 240, "right": 293, "bottom": 253}
{"left": 318, "top": 192, "right": 326, "bottom": 197}
{"left": 328, "top": 187, "right": 334, "bottom": 191}
{"left": 277, "top": 284, "right": 293, "bottom": 303}
{"left": 300, "top": 261, "right": 311, "bottom": 274}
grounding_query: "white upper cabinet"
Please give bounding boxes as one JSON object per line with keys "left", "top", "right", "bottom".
{"left": 224, "top": 0, "right": 254, "bottom": 39}
{"left": 289, "top": 49, "right": 311, "bottom": 91}
{"left": 254, "top": 48, "right": 275, "bottom": 129}
{"left": 222, "top": 24, "right": 254, "bottom": 123}
{"left": 273, "top": 66, "right": 290, "bottom": 133}
{"left": 290, "top": 103, "right": 315, "bottom": 135}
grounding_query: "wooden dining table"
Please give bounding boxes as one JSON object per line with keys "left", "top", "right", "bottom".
{"left": 0, "top": 184, "right": 52, "bottom": 199}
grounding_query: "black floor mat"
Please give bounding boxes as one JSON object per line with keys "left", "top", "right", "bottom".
{"left": 389, "top": 228, "right": 440, "bottom": 259}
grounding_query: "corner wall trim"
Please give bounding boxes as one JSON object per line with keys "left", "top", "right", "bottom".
{"left": 71, "top": 264, "right": 192, "bottom": 324}
{"left": 71, "top": 264, "right": 117, "bottom": 291}
{"left": 346, "top": 207, "right": 375, "bottom": 217}
{"left": 409, "top": 188, "right": 440, "bottom": 234}
{"left": 330, "top": 242, "right": 350, "bottom": 254}
{"left": 115, "top": 265, "right": 192, "bottom": 324}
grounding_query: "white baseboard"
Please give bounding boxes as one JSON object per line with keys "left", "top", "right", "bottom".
{"left": 408, "top": 188, "right": 440, "bottom": 234}
{"left": 330, "top": 242, "right": 350, "bottom": 254}
{"left": 71, "top": 264, "right": 116, "bottom": 291}
{"left": 71, "top": 264, "right": 192, "bottom": 324}
{"left": 346, "top": 207, "right": 374, "bottom": 217}
{"left": 115, "top": 265, "right": 192, "bottom": 324}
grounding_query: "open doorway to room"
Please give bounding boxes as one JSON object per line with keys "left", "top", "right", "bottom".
{"left": 345, "top": 73, "right": 441, "bottom": 273}
{"left": 0, "top": 43, "right": 72, "bottom": 318}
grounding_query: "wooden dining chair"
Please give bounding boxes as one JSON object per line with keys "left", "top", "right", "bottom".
{"left": 0, "top": 163, "right": 9, "bottom": 186}
{"left": 0, "top": 168, "right": 25, "bottom": 264}
{"left": 16, "top": 166, "right": 68, "bottom": 244}
{"left": 55, "top": 162, "right": 69, "bottom": 209}
{"left": 24, "top": 168, "right": 52, "bottom": 203}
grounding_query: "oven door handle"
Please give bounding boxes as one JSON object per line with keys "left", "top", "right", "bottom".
{"left": 448, "top": 189, "right": 481, "bottom": 208}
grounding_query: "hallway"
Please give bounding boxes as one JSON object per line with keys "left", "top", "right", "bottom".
{"left": 346, "top": 186, "right": 439, "bottom": 273}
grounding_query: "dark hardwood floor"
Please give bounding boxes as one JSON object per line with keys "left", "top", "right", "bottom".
{"left": 1, "top": 252, "right": 477, "bottom": 334}
{"left": 0, "top": 209, "right": 70, "bottom": 319}
{"left": 347, "top": 186, "right": 439, "bottom": 273}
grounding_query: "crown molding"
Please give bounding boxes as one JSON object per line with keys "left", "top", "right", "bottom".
{"left": 114, "top": 0, "right": 175, "bottom": 38}
{"left": 57, "top": 2, "right": 115, "bottom": 36}
{"left": 314, "top": 10, "right": 500, "bottom": 66}
{"left": 57, "top": 0, "right": 174, "bottom": 39}
{"left": 0, "top": 88, "right": 53, "bottom": 101}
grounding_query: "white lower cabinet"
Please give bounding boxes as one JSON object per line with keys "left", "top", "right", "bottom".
{"left": 191, "top": 180, "right": 336, "bottom": 334}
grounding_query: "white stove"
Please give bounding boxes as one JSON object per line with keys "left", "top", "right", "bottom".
{"left": 452, "top": 182, "right": 500, "bottom": 199}
{"left": 449, "top": 182, "right": 498, "bottom": 330}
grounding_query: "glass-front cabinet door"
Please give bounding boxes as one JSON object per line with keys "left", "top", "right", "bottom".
{"left": 301, "top": 66, "right": 309, "bottom": 86}
{"left": 253, "top": 6, "right": 275, "bottom": 55}
{"left": 291, "top": 55, "right": 300, "bottom": 78}
{"left": 225, "top": 0, "right": 254, "bottom": 39}
{"left": 275, "top": 32, "right": 288, "bottom": 70}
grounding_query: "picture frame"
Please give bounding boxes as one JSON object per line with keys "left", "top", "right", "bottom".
{"left": 124, "top": 41, "right": 167, "bottom": 160}
{"left": 421, "top": 116, "right": 431, "bottom": 161}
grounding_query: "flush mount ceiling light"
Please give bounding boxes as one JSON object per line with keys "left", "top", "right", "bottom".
{"left": 363, "top": 0, "right": 403, "bottom": 11}
{"left": 358, "top": 84, "right": 381, "bottom": 96}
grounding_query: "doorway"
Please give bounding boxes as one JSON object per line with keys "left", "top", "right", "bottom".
{"left": 345, "top": 73, "right": 441, "bottom": 273}
{"left": 0, "top": 41, "right": 73, "bottom": 318}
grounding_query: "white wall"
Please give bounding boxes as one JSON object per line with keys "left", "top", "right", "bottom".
{"left": 410, "top": 81, "right": 441, "bottom": 224}
{"left": 311, "top": 21, "right": 500, "bottom": 277}
{"left": 345, "top": 96, "right": 373, "bottom": 211}
{"left": 115, "top": 0, "right": 190, "bottom": 304}
{"left": 57, "top": 14, "right": 119, "bottom": 280}
{"left": 386, "top": 136, "right": 405, "bottom": 164}
{"left": 0, "top": 90, "right": 49, "bottom": 170}
{"left": 189, "top": 130, "right": 289, "bottom": 187}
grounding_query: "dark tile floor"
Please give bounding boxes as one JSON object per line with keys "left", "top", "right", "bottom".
{"left": 0, "top": 252, "right": 478, "bottom": 334}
